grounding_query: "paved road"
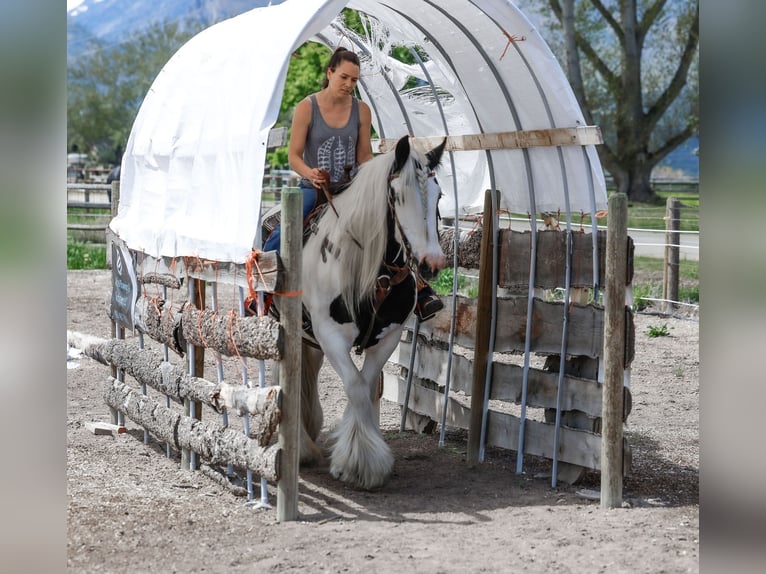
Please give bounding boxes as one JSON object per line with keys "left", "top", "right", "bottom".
{"left": 628, "top": 228, "right": 699, "bottom": 261}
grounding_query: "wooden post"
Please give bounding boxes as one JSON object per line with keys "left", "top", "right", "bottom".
{"left": 467, "top": 189, "right": 497, "bottom": 466}
{"left": 662, "top": 197, "right": 680, "bottom": 313}
{"left": 277, "top": 188, "right": 302, "bottom": 522}
{"left": 601, "top": 193, "right": 628, "bottom": 508}
{"left": 190, "top": 280, "right": 206, "bottom": 469}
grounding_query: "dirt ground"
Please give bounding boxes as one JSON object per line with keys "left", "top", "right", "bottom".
{"left": 67, "top": 269, "right": 698, "bottom": 573}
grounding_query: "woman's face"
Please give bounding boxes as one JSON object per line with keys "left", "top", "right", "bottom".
{"left": 328, "top": 60, "right": 360, "bottom": 97}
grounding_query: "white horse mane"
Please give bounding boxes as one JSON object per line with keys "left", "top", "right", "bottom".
{"left": 315, "top": 144, "right": 426, "bottom": 318}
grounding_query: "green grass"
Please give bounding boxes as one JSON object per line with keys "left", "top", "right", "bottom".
{"left": 67, "top": 208, "right": 111, "bottom": 225}
{"left": 67, "top": 238, "right": 107, "bottom": 269}
{"left": 647, "top": 323, "right": 670, "bottom": 337}
{"left": 633, "top": 256, "right": 698, "bottom": 280}
{"left": 631, "top": 256, "right": 699, "bottom": 310}
{"left": 499, "top": 192, "right": 699, "bottom": 233}
{"left": 432, "top": 267, "right": 478, "bottom": 298}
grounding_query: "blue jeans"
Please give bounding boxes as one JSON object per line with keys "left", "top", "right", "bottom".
{"left": 263, "top": 181, "right": 317, "bottom": 253}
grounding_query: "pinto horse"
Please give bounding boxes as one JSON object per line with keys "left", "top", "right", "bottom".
{"left": 272, "top": 135, "right": 447, "bottom": 490}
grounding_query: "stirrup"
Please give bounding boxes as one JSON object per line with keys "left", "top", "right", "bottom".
{"left": 415, "top": 294, "right": 444, "bottom": 321}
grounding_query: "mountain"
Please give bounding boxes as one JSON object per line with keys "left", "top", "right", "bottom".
{"left": 68, "top": 0, "right": 698, "bottom": 179}
{"left": 67, "top": 0, "right": 283, "bottom": 63}
{"left": 659, "top": 135, "right": 699, "bottom": 178}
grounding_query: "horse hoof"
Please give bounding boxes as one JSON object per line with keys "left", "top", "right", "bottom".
{"left": 330, "top": 463, "right": 392, "bottom": 491}
{"left": 329, "top": 447, "right": 394, "bottom": 490}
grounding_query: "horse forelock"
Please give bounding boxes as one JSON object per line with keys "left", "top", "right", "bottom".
{"left": 317, "top": 151, "right": 396, "bottom": 317}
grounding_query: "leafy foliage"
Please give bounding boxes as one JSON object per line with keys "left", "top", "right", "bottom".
{"left": 431, "top": 267, "right": 478, "bottom": 298}
{"left": 67, "top": 20, "right": 203, "bottom": 166}
{"left": 647, "top": 323, "right": 670, "bottom": 338}
{"left": 67, "top": 239, "right": 106, "bottom": 269}
{"left": 267, "top": 42, "right": 329, "bottom": 168}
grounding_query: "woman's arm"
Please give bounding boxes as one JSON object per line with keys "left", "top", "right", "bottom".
{"left": 356, "top": 100, "right": 373, "bottom": 165}
{"left": 288, "top": 97, "right": 325, "bottom": 186}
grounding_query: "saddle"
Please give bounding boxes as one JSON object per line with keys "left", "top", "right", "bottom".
{"left": 259, "top": 168, "right": 353, "bottom": 250}
{"left": 255, "top": 174, "right": 353, "bottom": 336}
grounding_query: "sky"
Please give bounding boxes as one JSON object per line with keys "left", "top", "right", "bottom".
{"left": 68, "top": 0, "right": 86, "bottom": 11}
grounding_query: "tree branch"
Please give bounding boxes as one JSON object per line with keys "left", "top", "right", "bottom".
{"left": 551, "top": 0, "right": 594, "bottom": 125}
{"left": 588, "top": 0, "right": 624, "bottom": 42}
{"left": 639, "top": 0, "right": 669, "bottom": 38}
{"left": 575, "top": 30, "right": 621, "bottom": 95}
{"left": 645, "top": 5, "right": 699, "bottom": 129}
{"left": 647, "top": 125, "right": 694, "bottom": 166}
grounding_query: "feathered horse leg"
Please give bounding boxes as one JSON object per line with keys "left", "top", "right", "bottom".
{"left": 319, "top": 332, "right": 401, "bottom": 490}
{"left": 271, "top": 345, "right": 325, "bottom": 466}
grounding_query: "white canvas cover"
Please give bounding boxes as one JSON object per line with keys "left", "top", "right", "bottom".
{"left": 110, "top": 0, "right": 606, "bottom": 263}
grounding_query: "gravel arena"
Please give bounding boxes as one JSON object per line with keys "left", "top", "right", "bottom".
{"left": 66, "top": 269, "right": 699, "bottom": 573}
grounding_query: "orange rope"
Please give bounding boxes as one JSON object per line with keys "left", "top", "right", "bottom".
{"left": 500, "top": 30, "right": 526, "bottom": 61}
{"left": 270, "top": 290, "right": 303, "bottom": 298}
{"left": 244, "top": 249, "right": 270, "bottom": 312}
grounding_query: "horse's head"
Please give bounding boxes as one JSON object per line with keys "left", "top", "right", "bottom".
{"left": 388, "top": 136, "right": 447, "bottom": 280}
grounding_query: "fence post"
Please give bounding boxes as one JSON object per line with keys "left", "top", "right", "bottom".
{"left": 467, "top": 189, "right": 497, "bottom": 466}
{"left": 277, "top": 187, "right": 302, "bottom": 522}
{"left": 662, "top": 197, "right": 680, "bottom": 313}
{"left": 601, "top": 193, "right": 628, "bottom": 509}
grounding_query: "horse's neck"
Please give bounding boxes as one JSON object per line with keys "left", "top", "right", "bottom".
{"left": 383, "top": 215, "right": 405, "bottom": 266}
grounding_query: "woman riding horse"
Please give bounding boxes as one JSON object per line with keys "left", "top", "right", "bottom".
{"left": 298, "top": 134, "right": 447, "bottom": 489}
{"left": 263, "top": 46, "right": 443, "bottom": 321}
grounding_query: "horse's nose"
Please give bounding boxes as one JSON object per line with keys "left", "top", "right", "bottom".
{"left": 418, "top": 255, "right": 446, "bottom": 279}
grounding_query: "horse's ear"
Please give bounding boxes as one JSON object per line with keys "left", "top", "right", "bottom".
{"left": 393, "top": 136, "right": 411, "bottom": 173}
{"left": 426, "top": 137, "right": 447, "bottom": 170}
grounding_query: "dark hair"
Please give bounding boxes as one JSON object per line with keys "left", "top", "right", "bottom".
{"left": 322, "top": 47, "right": 360, "bottom": 88}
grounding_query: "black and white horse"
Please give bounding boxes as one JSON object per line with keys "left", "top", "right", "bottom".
{"left": 288, "top": 135, "right": 447, "bottom": 489}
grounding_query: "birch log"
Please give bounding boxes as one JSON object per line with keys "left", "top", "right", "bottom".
{"left": 70, "top": 333, "right": 282, "bottom": 444}
{"left": 104, "top": 378, "right": 280, "bottom": 481}
{"left": 439, "top": 227, "right": 483, "bottom": 270}
{"left": 131, "top": 295, "right": 283, "bottom": 360}
{"left": 181, "top": 304, "right": 282, "bottom": 360}
{"left": 134, "top": 295, "right": 187, "bottom": 355}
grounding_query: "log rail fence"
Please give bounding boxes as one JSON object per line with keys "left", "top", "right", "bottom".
{"left": 69, "top": 183, "right": 302, "bottom": 522}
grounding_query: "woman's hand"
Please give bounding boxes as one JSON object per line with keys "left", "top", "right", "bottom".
{"left": 309, "top": 168, "right": 330, "bottom": 189}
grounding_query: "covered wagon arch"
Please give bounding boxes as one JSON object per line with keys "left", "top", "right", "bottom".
{"left": 110, "top": 0, "right": 607, "bottom": 259}
{"left": 106, "top": 0, "right": 632, "bottom": 514}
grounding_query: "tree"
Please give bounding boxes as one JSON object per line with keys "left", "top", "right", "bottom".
{"left": 267, "top": 42, "right": 329, "bottom": 168}
{"left": 67, "top": 20, "right": 202, "bottom": 166}
{"left": 524, "top": 0, "right": 698, "bottom": 202}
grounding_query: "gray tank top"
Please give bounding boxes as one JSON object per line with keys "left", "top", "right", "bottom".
{"left": 302, "top": 94, "right": 359, "bottom": 184}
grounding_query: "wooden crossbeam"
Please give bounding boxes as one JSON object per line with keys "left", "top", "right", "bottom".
{"left": 373, "top": 126, "right": 602, "bottom": 154}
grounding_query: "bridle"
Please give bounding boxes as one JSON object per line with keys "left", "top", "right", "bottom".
{"left": 386, "top": 165, "right": 439, "bottom": 271}
{"left": 351, "top": 165, "right": 439, "bottom": 354}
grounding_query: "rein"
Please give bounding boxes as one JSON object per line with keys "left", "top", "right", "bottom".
{"left": 353, "top": 171, "right": 425, "bottom": 353}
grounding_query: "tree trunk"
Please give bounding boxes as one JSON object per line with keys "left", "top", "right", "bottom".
{"left": 615, "top": 160, "right": 658, "bottom": 203}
